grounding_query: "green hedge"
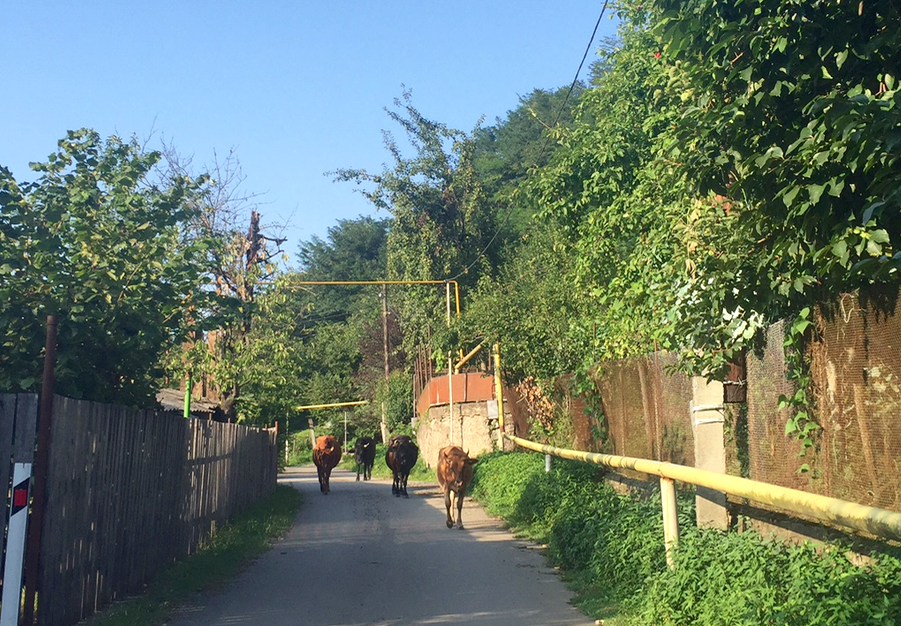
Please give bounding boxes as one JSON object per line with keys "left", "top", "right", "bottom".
{"left": 470, "top": 451, "right": 901, "bottom": 625}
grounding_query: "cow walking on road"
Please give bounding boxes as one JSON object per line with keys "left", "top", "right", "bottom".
{"left": 385, "top": 435, "right": 419, "bottom": 498}
{"left": 437, "top": 445, "right": 478, "bottom": 529}
{"left": 354, "top": 436, "right": 376, "bottom": 481}
{"left": 313, "top": 435, "right": 342, "bottom": 495}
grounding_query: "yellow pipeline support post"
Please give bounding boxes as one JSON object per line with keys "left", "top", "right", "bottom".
{"left": 505, "top": 435, "right": 901, "bottom": 543}
{"left": 445, "top": 282, "right": 452, "bottom": 327}
{"left": 493, "top": 343, "right": 505, "bottom": 450}
{"left": 660, "top": 477, "right": 679, "bottom": 568}
{"left": 183, "top": 371, "right": 192, "bottom": 419}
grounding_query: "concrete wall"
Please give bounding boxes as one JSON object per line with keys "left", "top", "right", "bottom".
{"left": 416, "top": 400, "right": 522, "bottom": 468}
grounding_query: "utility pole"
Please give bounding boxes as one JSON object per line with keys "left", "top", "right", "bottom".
{"left": 380, "top": 284, "right": 390, "bottom": 443}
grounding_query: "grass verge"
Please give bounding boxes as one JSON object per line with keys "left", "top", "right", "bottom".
{"left": 85, "top": 484, "right": 301, "bottom": 626}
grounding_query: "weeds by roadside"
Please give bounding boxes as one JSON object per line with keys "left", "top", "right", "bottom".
{"left": 470, "top": 451, "right": 901, "bottom": 626}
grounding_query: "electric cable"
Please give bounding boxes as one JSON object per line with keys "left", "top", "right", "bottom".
{"left": 450, "top": 0, "right": 610, "bottom": 281}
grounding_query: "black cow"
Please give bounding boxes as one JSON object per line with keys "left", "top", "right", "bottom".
{"left": 354, "top": 436, "right": 376, "bottom": 481}
{"left": 385, "top": 435, "right": 419, "bottom": 498}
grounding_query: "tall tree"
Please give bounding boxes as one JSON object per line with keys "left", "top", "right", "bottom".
{"left": 0, "top": 129, "right": 208, "bottom": 405}
{"left": 296, "top": 216, "right": 390, "bottom": 323}
{"left": 161, "top": 147, "right": 287, "bottom": 420}
{"left": 333, "top": 90, "right": 497, "bottom": 358}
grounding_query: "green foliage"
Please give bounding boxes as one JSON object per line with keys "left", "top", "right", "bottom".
{"left": 516, "top": 8, "right": 687, "bottom": 372}
{"left": 472, "top": 452, "right": 901, "bottom": 625}
{"left": 647, "top": 0, "right": 901, "bottom": 370}
{"left": 460, "top": 224, "right": 588, "bottom": 381}
{"left": 473, "top": 86, "right": 584, "bottom": 233}
{"left": 470, "top": 452, "right": 675, "bottom": 603}
{"left": 0, "top": 129, "right": 208, "bottom": 405}
{"left": 285, "top": 430, "right": 314, "bottom": 467}
{"left": 333, "top": 90, "right": 498, "bottom": 358}
{"left": 638, "top": 529, "right": 901, "bottom": 626}
{"left": 779, "top": 307, "right": 819, "bottom": 459}
{"left": 375, "top": 370, "right": 414, "bottom": 435}
{"left": 227, "top": 276, "right": 309, "bottom": 425}
{"left": 296, "top": 216, "right": 390, "bottom": 322}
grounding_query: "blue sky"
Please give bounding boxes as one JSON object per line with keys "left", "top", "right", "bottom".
{"left": 2, "top": 1, "right": 617, "bottom": 257}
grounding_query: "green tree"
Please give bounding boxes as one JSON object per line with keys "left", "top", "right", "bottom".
{"left": 0, "top": 129, "right": 208, "bottom": 405}
{"left": 161, "top": 146, "right": 288, "bottom": 420}
{"left": 296, "top": 216, "right": 390, "bottom": 323}
{"left": 333, "top": 90, "right": 497, "bottom": 358}
{"left": 648, "top": 0, "right": 901, "bottom": 370}
{"left": 473, "top": 86, "right": 584, "bottom": 236}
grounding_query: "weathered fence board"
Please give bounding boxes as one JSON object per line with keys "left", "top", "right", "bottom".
{"left": 28, "top": 395, "right": 277, "bottom": 626}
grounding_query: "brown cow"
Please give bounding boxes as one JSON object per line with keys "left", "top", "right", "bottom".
{"left": 436, "top": 445, "right": 478, "bottom": 529}
{"left": 313, "top": 434, "right": 342, "bottom": 494}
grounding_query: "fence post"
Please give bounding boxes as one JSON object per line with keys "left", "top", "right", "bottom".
{"left": 23, "top": 315, "right": 57, "bottom": 626}
{"left": 183, "top": 371, "right": 192, "bottom": 418}
{"left": 660, "top": 476, "right": 679, "bottom": 569}
{"left": 691, "top": 377, "right": 729, "bottom": 529}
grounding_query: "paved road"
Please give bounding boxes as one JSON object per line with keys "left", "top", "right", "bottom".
{"left": 167, "top": 465, "right": 593, "bottom": 626}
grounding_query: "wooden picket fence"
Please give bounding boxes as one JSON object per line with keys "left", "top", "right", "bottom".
{"left": 0, "top": 393, "right": 278, "bottom": 626}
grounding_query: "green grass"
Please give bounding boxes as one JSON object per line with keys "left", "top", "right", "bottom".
{"left": 85, "top": 484, "right": 301, "bottom": 626}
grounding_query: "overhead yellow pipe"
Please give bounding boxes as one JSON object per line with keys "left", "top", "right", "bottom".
{"left": 296, "top": 400, "right": 369, "bottom": 411}
{"left": 506, "top": 434, "right": 901, "bottom": 543}
{"left": 288, "top": 279, "right": 461, "bottom": 322}
{"left": 454, "top": 343, "right": 484, "bottom": 373}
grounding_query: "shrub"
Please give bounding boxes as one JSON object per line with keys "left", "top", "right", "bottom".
{"left": 636, "top": 529, "right": 901, "bottom": 626}
{"left": 471, "top": 451, "right": 901, "bottom": 625}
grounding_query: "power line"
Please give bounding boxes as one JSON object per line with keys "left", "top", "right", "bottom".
{"left": 451, "top": 0, "right": 610, "bottom": 281}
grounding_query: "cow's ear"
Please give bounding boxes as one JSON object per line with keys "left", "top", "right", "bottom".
{"left": 465, "top": 458, "right": 478, "bottom": 465}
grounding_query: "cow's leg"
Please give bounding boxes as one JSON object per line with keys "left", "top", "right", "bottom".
{"left": 356, "top": 463, "right": 361, "bottom": 481}
{"left": 455, "top": 491, "right": 465, "bottom": 529}
{"left": 322, "top": 466, "right": 331, "bottom": 494}
{"left": 317, "top": 467, "right": 327, "bottom": 494}
{"left": 401, "top": 471, "right": 409, "bottom": 498}
{"left": 444, "top": 489, "right": 454, "bottom": 528}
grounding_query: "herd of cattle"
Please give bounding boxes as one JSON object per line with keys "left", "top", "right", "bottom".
{"left": 311, "top": 434, "right": 479, "bottom": 529}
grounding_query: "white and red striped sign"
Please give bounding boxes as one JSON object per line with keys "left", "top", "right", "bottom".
{"left": 1, "top": 463, "right": 32, "bottom": 626}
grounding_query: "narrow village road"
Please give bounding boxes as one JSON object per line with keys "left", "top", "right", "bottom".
{"left": 166, "top": 465, "right": 593, "bottom": 626}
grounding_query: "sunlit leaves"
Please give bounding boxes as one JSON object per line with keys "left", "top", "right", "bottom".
{"left": 0, "top": 130, "right": 208, "bottom": 404}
